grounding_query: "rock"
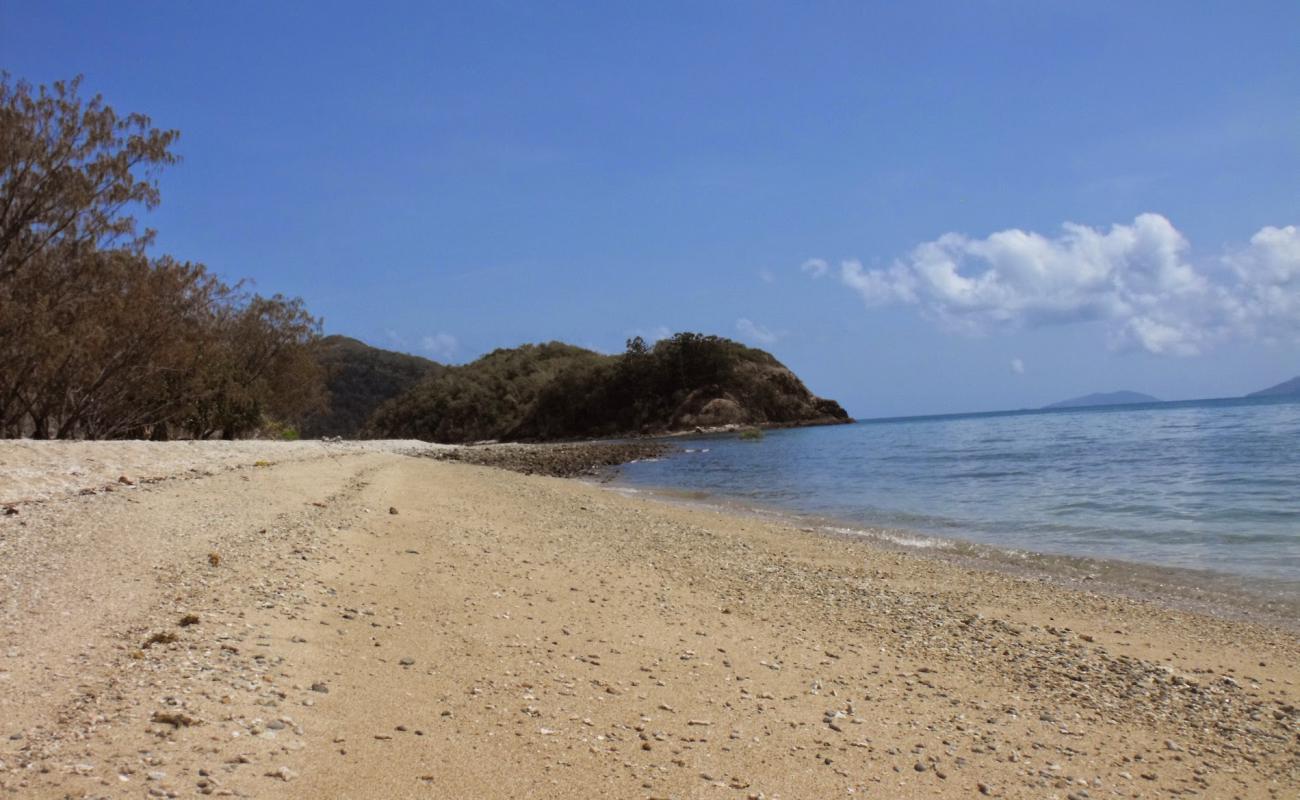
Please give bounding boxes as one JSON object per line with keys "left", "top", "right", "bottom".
{"left": 389, "top": 506, "right": 399, "bottom": 515}
{"left": 399, "top": 657, "right": 415, "bottom": 666}
{"left": 118, "top": 475, "right": 135, "bottom": 485}
{"left": 266, "top": 766, "right": 297, "bottom": 781}
{"left": 310, "top": 682, "right": 329, "bottom": 693}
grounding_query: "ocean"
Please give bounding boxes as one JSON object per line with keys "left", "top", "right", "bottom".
{"left": 615, "top": 395, "right": 1300, "bottom": 595}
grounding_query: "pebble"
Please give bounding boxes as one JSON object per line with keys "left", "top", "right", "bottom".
{"left": 266, "top": 766, "right": 297, "bottom": 781}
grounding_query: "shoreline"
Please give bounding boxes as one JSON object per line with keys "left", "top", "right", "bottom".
{"left": 1, "top": 442, "right": 1297, "bottom": 797}
{"left": 601, "top": 481, "right": 1300, "bottom": 634}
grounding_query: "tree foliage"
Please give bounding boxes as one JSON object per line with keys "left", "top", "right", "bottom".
{"left": 300, "top": 336, "right": 442, "bottom": 438}
{"left": 366, "top": 333, "right": 848, "bottom": 443}
{"left": 0, "top": 73, "right": 324, "bottom": 439}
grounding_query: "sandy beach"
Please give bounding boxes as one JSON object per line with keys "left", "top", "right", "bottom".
{"left": 0, "top": 443, "right": 1296, "bottom": 799}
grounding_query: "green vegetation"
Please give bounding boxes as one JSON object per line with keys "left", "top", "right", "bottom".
{"left": 366, "top": 333, "right": 849, "bottom": 443}
{"left": 301, "top": 336, "right": 442, "bottom": 438}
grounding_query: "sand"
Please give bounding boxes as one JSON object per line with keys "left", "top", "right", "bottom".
{"left": 0, "top": 444, "right": 1296, "bottom": 798}
{"left": 0, "top": 439, "right": 449, "bottom": 505}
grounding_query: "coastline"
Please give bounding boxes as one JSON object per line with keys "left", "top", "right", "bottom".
{"left": 600, "top": 481, "right": 1300, "bottom": 634}
{"left": 1, "top": 442, "right": 1296, "bottom": 797}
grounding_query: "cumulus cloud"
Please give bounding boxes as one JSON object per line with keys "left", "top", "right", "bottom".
{"left": 1220, "top": 224, "right": 1300, "bottom": 345}
{"left": 421, "top": 332, "right": 458, "bottom": 361}
{"left": 1010, "top": 358, "right": 1025, "bottom": 374}
{"left": 809, "top": 214, "right": 1300, "bottom": 356}
{"left": 735, "top": 318, "right": 780, "bottom": 345}
{"left": 800, "top": 258, "right": 830, "bottom": 278}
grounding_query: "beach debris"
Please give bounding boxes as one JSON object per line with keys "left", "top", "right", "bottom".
{"left": 117, "top": 475, "right": 134, "bottom": 486}
{"left": 389, "top": 506, "right": 399, "bottom": 515}
{"left": 143, "top": 631, "right": 178, "bottom": 648}
{"left": 178, "top": 613, "right": 200, "bottom": 627}
{"left": 207, "top": 551, "right": 221, "bottom": 566}
{"left": 152, "top": 710, "right": 199, "bottom": 728}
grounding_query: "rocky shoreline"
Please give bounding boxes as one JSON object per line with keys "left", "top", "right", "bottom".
{"left": 427, "top": 440, "right": 675, "bottom": 478}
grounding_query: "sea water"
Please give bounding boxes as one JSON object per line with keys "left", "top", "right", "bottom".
{"left": 616, "top": 396, "right": 1300, "bottom": 587}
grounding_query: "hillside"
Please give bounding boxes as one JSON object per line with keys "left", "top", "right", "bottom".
{"left": 301, "top": 336, "right": 443, "bottom": 438}
{"left": 366, "top": 333, "right": 850, "bottom": 443}
{"left": 1247, "top": 376, "right": 1300, "bottom": 398}
{"left": 1044, "top": 390, "right": 1160, "bottom": 410}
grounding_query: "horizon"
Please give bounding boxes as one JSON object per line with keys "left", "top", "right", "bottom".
{"left": 4, "top": 2, "right": 1298, "bottom": 418}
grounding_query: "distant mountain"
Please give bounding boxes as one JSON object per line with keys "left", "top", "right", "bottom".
{"left": 1044, "top": 390, "right": 1160, "bottom": 410}
{"left": 301, "top": 335, "right": 444, "bottom": 438}
{"left": 1247, "top": 376, "right": 1300, "bottom": 398}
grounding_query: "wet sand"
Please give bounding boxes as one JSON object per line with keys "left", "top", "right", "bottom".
{"left": 0, "top": 445, "right": 1296, "bottom": 798}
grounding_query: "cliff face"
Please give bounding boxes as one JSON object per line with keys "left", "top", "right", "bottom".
{"left": 667, "top": 359, "right": 848, "bottom": 431}
{"left": 363, "top": 333, "right": 849, "bottom": 443}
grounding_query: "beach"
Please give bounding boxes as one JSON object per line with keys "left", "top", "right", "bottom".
{"left": 0, "top": 442, "right": 1296, "bottom": 798}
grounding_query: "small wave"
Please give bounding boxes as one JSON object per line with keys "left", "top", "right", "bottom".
{"left": 822, "top": 525, "right": 949, "bottom": 550}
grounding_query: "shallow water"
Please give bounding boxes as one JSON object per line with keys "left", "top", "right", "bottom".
{"left": 616, "top": 396, "right": 1300, "bottom": 591}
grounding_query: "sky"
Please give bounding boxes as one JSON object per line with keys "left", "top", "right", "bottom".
{"left": 3, "top": 1, "right": 1298, "bottom": 417}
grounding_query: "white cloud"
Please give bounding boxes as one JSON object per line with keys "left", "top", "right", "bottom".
{"left": 809, "top": 214, "right": 1300, "bottom": 356}
{"left": 1220, "top": 224, "right": 1300, "bottom": 345}
{"left": 384, "top": 329, "right": 408, "bottom": 348}
{"left": 800, "top": 258, "right": 830, "bottom": 278}
{"left": 421, "top": 332, "right": 458, "bottom": 361}
{"left": 1010, "top": 358, "right": 1025, "bottom": 374}
{"left": 759, "top": 268, "right": 777, "bottom": 284}
{"left": 735, "top": 318, "right": 779, "bottom": 345}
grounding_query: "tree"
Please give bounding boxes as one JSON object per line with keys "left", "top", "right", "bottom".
{"left": 0, "top": 73, "right": 325, "bottom": 439}
{"left": 0, "top": 73, "right": 179, "bottom": 283}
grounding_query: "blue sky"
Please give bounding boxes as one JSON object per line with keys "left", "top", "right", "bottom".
{"left": 4, "top": 1, "right": 1298, "bottom": 417}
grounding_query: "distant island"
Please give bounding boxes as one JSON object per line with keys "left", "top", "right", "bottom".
{"left": 307, "top": 332, "right": 850, "bottom": 443}
{"left": 1247, "top": 375, "right": 1300, "bottom": 398}
{"left": 1043, "top": 390, "right": 1161, "bottom": 410}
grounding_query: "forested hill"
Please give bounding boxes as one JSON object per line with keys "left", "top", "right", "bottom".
{"left": 301, "top": 336, "right": 443, "bottom": 438}
{"left": 362, "top": 333, "right": 850, "bottom": 443}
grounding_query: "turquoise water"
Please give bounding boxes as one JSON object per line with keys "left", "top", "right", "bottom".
{"left": 616, "top": 396, "right": 1300, "bottom": 584}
